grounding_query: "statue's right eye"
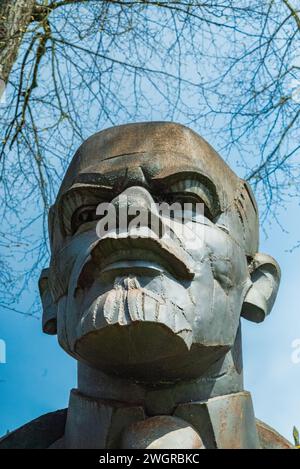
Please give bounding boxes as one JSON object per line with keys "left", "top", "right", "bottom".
{"left": 71, "top": 205, "right": 99, "bottom": 234}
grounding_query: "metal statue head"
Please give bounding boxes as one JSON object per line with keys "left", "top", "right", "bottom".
{"left": 39, "top": 122, "right": 280, "bottom": 383}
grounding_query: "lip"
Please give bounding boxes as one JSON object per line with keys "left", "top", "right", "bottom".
{"left": 75, "top": 234, "right": 195, "bottom": 292}
{"left": 91, "top": 236, "right": 195, "bottom": 280}
{"left": 100, "top": 251, "right": 169, "bottom": 276}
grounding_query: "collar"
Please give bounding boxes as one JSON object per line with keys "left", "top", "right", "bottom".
{"left": 62, "top": 389, "right": 260, "bottom": 449}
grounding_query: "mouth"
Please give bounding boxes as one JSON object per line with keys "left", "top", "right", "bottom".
{"left": 92, "top": 235, "right": 194, "bottom": 280}
{"left": 76, "top": 234, "right": 195, "bottom": 290}
{"left": 99, "top": 248, "right": 179, "bottom": 277}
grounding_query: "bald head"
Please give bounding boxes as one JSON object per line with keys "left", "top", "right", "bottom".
{"left": 59, "top": 122, "right": 240, "bottom": 198}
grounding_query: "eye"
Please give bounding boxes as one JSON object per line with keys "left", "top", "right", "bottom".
{"left": 71, "top": 205, "right": 98, "bottom": 234}
{"left": 167, "top": 177, "right": 217, "bottom": 220}
{"left": 166, "top": 193, "right": 213, "bottom": 221}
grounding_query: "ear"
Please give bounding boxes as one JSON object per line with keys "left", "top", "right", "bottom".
{"left": 241, "top": 253, "right": 281, "bottom": 323}
{"left": 39, "top": 268, "right": 57, "bottom": 335}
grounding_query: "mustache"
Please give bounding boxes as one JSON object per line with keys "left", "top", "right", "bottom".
{"left": 77, "top": 276, "right": 193, "bottom": 348}
{"left": 76, "top": 230, "right": 195, "bottom": 291}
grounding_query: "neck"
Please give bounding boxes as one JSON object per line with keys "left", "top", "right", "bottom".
{"left": 77, "top": 325, "right": 244, "bottom": 415}
{"left": 62, "top": 325, "right": 261, "bottom": 449}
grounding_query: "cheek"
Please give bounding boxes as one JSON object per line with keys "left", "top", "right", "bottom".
{"left": 191, "top": 276, "right": 245, "bottom": 346}
{"left": 188, "top": 261, "right": 215, "bottom": 340}
{"left": 209, "top": 251, "right": 249, "bottom": 340}
{"left": 187, "top": 241, "right": 249, "bottom": 346}
{"left": 211, "top": 258, "right": 234, "bottom": 293}
{"left": 56, "top": 295, "right": 72, "bottom": 353}
{"left": 190, "top": 276, "right": 228, "bottom": 345}
{"left": 204, "top": 227, "right": 249, "bottom": 292}
{"left": 211, "top": 281, "right": 233, "bottom": 339}
{"left": 51, "top": 230, "right": 99, "bottom": 301}
{"left": 212, "top": 280, "right": 246, "bottom": 340}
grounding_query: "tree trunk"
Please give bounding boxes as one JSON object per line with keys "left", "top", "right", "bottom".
{"left": 0, "top": 0, "right": 36, "bottom": 87}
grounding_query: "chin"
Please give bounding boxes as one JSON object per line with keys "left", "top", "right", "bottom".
{"left": 66, "top": 276, "right": 230, "bottom": 382}
{"left": 73, "top": 320, "right": 229, "bottom": 383}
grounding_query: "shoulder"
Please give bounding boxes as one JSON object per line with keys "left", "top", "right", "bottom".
{"left": 0, "top": 410, "right": 293, "bottom": 449}
{"left": 0, "top": 408, "right": 67, "bottom": 449}
{"left": 256, "top": 419, "right": 294, "bottom": 449}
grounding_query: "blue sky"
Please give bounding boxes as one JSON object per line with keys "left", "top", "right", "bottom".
{"left": 0, "top": 183, "right": 300, "bottom": 442}
{"left": 0, "top": 4, "right": 300, "bottom": 444}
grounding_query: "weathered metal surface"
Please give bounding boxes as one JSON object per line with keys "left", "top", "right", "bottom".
{"left": 256, "top": 420, "right": 294, "bottom": 449}
{"left": 121, "top": 415, "right": 204, "bottom": 449}
{"left": 174, "top": 392, "right": 260, "bottom": 449}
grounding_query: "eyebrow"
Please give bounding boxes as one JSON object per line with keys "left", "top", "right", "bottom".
{"left": 56, "top": 182, "right": 113, "bottom": 236}
{"left": 57, "top": 169, "right": 221, "bottom": 222}
{"left": 154, "top": 170, "right": 220, "bottom": 216}
{"left": 57, "top": 181, "right": 112, "bottom": 215}
{"left": 59, "top": 182, "right": 112, "bottom": 202}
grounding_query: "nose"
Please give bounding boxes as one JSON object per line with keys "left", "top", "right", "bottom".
{"left": 113, "top": 185, "right": 154, "bottom": 211}
{"left": 111, "top": 186, "right": 164, "bottom": 237}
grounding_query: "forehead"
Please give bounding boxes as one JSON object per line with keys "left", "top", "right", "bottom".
{"left": 57, "top": 122, "right": 239, "bottom": 205}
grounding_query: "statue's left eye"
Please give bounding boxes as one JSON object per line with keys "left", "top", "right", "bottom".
{"left": 167, "top": 193, "right": 213, "bottom": 221}
{"left": 71, "top": 205, "right": 98, "bottom": 234}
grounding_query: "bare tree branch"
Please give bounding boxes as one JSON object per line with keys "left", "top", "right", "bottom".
{"left": 0, "top": 0, "right": 300, "bottom": 314}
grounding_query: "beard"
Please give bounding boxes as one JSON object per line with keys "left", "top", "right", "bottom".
{"left": 73, "top": 275, "right": 195, "bottom": 382}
